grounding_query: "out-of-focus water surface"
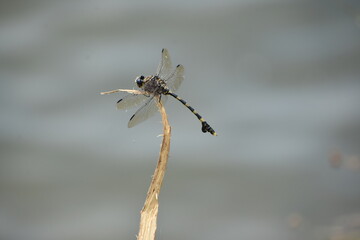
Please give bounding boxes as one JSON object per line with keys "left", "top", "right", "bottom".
{"left": 1, "top": 1, "right": 360, "bottom": 239}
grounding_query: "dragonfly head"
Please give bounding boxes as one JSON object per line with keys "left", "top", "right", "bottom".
{"left": 135, "top": 75, "right": 145, "bottom": 88}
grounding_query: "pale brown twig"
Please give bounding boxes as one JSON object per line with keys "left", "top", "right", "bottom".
{"left": 100, "top": 89, "right": 171, "bottom": 240}
{"left": 100, "top": 89, "right": 145, "bottom": 95}
{"left": 137, "top": 96, "right": 171, "bottom": 240}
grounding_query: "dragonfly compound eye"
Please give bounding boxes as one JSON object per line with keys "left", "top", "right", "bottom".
{"left": 136, "top": 75, "right": 145, "bottom": 88}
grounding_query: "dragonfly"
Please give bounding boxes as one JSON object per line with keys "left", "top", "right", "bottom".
{"left": 101, "top": 49, "right": 217, "bottom": 136}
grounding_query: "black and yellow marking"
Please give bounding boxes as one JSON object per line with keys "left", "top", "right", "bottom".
{"left": 166, "top": 92, "right": 217, "bottom": 136}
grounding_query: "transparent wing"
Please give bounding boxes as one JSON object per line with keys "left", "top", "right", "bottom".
{"left": 128, "top": 96, "right": 168, "bottom": 128}
{"left": 156, "top": 48, "right": 172, "bottom": 79}
{"left": 160, "top": 95, "right": 168, "bottom": 106}
{"left": 165, "top": 64, "right": 184, "bottom": 92}
{"left": 128, "top": 97, "right": 155, "bottom": 128}
{"left": 116, "top": 94, "right": 148, "bottom": 110}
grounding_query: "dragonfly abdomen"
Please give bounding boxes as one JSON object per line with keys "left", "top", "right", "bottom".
{"left": 167, "top": 92, "right": 217, "bottom": 136}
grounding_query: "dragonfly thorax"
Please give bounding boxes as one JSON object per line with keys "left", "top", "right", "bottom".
{"left": 137, "top": 75, "right": 169, "bottom": 95}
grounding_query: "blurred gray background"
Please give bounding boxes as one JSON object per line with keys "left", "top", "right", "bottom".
{"left": 1, "top": 0, "right": 360, "bottom": 239}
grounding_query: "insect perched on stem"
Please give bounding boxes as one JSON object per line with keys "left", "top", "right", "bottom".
{"left": 101, "top": 48, "right": 217, "bottom": 136}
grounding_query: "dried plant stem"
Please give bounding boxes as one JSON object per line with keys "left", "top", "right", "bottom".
{"left": 137, "top": 97, "right": 171, "bottom": 240}
{"left": 100, "top": 89, "right": 145, "bottom": 95}
{"left": 100, "top": 89, "right": 171, "bottom": 239}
